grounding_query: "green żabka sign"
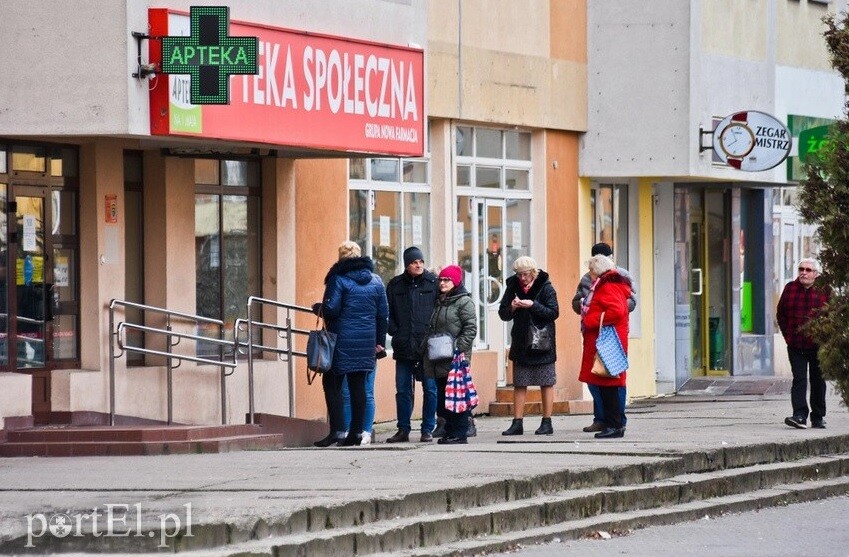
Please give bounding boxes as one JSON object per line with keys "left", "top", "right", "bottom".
{"left": 160, "top": 6, "right": 258, "bottom": 105}
{"left": 786, "top": 115, "right": 835, "bottom": 182}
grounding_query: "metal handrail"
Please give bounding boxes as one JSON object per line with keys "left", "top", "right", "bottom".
{"left": 117, "top": 323, "right": 238, "bottom": 368}
{"left": 240, "top": 296, "right": 315, "bottom": 424}
{"left": 108, "top": 299, "right": 232, "bottom": 426}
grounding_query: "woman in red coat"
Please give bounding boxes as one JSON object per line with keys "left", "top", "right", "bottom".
{"left": 579, "top": 254, "right": 632, "bottom": 438}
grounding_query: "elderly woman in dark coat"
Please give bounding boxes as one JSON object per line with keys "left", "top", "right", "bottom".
{"left": 422, "top": 265, "right": 477, "bottom": 445}
{"left": 580, "top": 254, "right": 631, "bottom": 439}
{"left": 313, "top": 241, "right": 388, "bottom": 447}
{"left": 498, "top": 256, "right": 559, "bottom": 436}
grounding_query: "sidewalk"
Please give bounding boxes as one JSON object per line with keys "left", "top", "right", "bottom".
{"left": 0, "top": 388, "right": 846, "bottom": 555}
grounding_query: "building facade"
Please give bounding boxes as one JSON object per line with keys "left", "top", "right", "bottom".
{"left": 0, "top": 0, "right": 590, "bottom": 430}
{"left": 582, "top": 0, "right": 846, "bottom": 394}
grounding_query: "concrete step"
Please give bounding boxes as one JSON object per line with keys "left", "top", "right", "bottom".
{"left": 488, "top": 401, "right": 576, "bottom": 417}
{"left": 187, "top": 454, "right": 849, "bottom": 557}
{"left": 0, "top": 414, "right": 328, "bottom": 457}
{"left": 14, "top": 443, "right": 849, "bottom": 555}
{"left": 382, "top": 476, "right": 849, "bottom": 556}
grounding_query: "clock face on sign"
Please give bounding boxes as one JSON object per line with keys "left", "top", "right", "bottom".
{"left": 719, "top": 123, "right": 755, "bottom": 158}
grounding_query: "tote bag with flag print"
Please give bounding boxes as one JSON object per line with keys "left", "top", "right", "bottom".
{"left": 445, "top": 351, "right": 479, "bottom": 413}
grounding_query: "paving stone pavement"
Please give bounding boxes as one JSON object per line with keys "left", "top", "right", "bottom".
{"left": 0, "top": 384, "right": 846, "bottom": 555}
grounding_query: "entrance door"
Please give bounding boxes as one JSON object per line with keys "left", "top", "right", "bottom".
{"left": 457, "top": 198, "right": 506, "bottom": 341}
{"left": 11, "top": 186, "right": 54, "bottom": 421}
{"left": 674, "top": 188, "right": 731, "bottom": 380}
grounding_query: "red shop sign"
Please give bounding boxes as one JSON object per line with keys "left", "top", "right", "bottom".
{"left": 148, "top": 8, "right": 424, "bottom": 157}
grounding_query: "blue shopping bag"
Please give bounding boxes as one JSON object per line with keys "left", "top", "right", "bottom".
{"left": 594, "top": 312, "right": 628, "bottom": 377}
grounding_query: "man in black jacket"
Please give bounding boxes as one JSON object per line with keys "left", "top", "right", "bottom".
{"left": 385, "top": 247, "right": 439, "bottom": 443}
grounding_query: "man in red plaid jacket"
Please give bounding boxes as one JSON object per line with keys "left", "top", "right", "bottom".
{"left": 777, "top": 257, "right": 830, "bottom": 429}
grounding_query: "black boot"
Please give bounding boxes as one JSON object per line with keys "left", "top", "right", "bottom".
{"left": 432, "top": 417, "right": 447, "bottom": 438}
{"left": 313, "top": 432, "right": 343, "bottom": 447}
{"left": 502, "top": 418, "right": 524, "bottom": 436}
{"left": 534, "top": 417, "right": 553, "bottom": 435}
{"left": 338, "top": 433, "right": 362, "bottom": 446}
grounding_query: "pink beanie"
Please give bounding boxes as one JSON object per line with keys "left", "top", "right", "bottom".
{"left": 438, "top": 265, "right": 463, "bottom": 286}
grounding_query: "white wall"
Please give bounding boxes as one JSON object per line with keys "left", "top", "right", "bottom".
{"left": 582, "top": 0, "right": 692, "bottom": 178}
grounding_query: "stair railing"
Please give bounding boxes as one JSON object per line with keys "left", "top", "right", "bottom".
{"left": 236, "top": 296, "right": 314, "bottom": 424}
{"left": 108, "top": 299, "right": 236, "bottom": 426}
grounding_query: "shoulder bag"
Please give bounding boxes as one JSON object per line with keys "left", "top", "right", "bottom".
{"left": 425, "top": 304, "right": 455, "bottom": 361}
{"left": 527, "top": 321, "right": 553, "bottom": 351}
{"left": 306, "top": 309, "right": 337, "bottom": 385}
{"left": 523, "top": 284, "right": 554, "bottom": 351}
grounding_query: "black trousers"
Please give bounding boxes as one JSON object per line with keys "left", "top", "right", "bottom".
{"left": 788, "top": 347, "right": 826, "bottom": 422}
{"left": 598, "top": 385, "right": 623, "bottom": 429}
{"left": 322, "top": 371, "right": 367, "bottom": 435}
{"left": 435, "top": 375, "right": 469, "bottom": 439}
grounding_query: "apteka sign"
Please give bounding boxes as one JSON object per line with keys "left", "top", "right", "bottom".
{"left": 159, "top": 6, "right": 258, "bottom": 105}
{"left": 147, "top": 7, "right": 425, "bottom": 156}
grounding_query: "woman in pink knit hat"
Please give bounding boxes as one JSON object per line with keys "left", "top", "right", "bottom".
{"left": 421, "top": 265, "right": 477, "bottom": 444}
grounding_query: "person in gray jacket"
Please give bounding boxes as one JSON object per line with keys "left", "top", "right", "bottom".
{"left": 571, "top": 242, "right": 635, "bottom": 433}
{"left": 422, "top": 264, "right": 477, "bottom": 445}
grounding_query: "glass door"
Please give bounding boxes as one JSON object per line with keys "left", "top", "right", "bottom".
{"left": 13, "top": 187, "right": 51, "bottom": 369}
{"left": 674, "top": 188, "right": 731, "bottom": 380}
{"left": 457, "top": 197, "right": 506, "bottom": 344}
{"left": 704, "top": 191, "right": 730, "bottom": 374}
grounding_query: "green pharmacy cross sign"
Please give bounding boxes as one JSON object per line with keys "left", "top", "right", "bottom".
{"left": 160, "top": 6, "right": 258, "bottom": 105}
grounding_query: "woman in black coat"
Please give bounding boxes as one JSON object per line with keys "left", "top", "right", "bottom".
{"left": 498, "top": 256, "right": 559, "bottom": 436}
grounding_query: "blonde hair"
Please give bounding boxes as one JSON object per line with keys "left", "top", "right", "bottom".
{"left": 588, "top": 253, "right": 615, "bottom": 276}
{"left": 513, "top": 256, "right": 539, "bottom": 279}
{"left": 338, "top": 240, "right": 361, "bottom": 260}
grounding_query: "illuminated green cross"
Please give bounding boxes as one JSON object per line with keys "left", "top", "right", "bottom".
{"left": 160, "top": 6, "right": 258, "bottom": 105}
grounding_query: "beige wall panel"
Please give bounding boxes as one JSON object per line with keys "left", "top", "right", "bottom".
{"left": 427, "top": 48, "right": 461, "bottom": 120}
{"left": 777, "top": 1, "right": 834, "bottom": 71}
{"left": 626, "top": 181, "right": 657, "bottom": 398}
{"left": 293, "top": 159, "right": 348, "bottom": 422}
{"left": 428, "top": 48, "right": 586, "bottom": 130}
{"left": 76, "top": 140, "right": 126, "bottom": 415}
{"left": 544, "top": 131, "right": 583, "bottom": 400}
{"left": 428, "top": 1, "right": 587, "bottom": 130}
{"left": 429, "top": 0, "right": 553, "bottom": 56}
{"left": 0, "top": 373, "right": 31, "bottom": 427}
{"left": 551, "top": 0, "right": 587, "bottom": 62}
{"left": 701, "top": 0, "right": 768, "bottom": 60}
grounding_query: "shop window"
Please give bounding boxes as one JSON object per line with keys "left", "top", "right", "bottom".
{"left": 11, "top": 146, "right": 45, "bottom": 173}
{"left": 195, "top": 160, "right": 261, "bottom": 357}
{"left": 348, "top": 157, "right": 431, "bottom": 286}
{"left": 591, "top": 183, "right": 629, "bottom": 269}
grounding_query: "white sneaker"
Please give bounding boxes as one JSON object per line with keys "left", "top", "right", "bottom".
{"left": 360, "top": 432, "right": 372, "bottom": 445}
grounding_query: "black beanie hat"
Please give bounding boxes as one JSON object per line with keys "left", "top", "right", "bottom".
{"left": 403, "top": 246, "right": 424, "bottom": 267}
{"left": 591, "top": 242, "right": 613, "bottom": 257}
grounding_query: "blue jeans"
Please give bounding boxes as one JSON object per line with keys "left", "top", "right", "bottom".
{"left": 588, "top": 384, "right": 628, "bottom": 426}
{"left": 395, "top": 359, "right": 437, "bottom": 433}
{"left": 342, "top": 368, "right": 375, "bottom": 434}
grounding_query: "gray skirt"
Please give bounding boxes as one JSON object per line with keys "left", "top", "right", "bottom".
{"left": 513, "top": 362, "right": 556, "bottom": 387}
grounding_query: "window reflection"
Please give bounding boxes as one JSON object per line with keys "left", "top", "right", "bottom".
{"left": 194, "top": 159, "right": 261, "bottom": 358}
{"left": 11, "top": 146, "right": 45, "bottom": 173}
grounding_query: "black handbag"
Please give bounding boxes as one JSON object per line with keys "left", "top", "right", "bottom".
{"left": 526, "top": 321, "right": 553, "bottom": 351}
{"left": 306, "top": 311, "right": 337, "bottom": 385}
